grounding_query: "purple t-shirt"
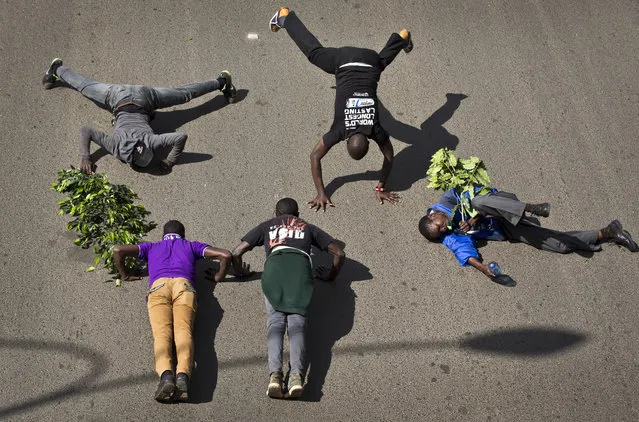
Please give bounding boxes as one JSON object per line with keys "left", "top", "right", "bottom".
{"left": 138, "top": 233, "right": 210, "bottom": 287}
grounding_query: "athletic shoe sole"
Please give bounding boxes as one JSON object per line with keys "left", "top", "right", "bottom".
{"left": 42, "top": 58, "right": 63, "bottom": 89}
{"left": 267, "top": 383, "right": 284, "bottom": 398}
{"left": 218, "top": 70, "right": 237, "bottom": 103}
{"left": 287, "top": 385, "right": 303, "bottom": 398}
{"left": 219, "top": 70, "right": 232, "bottom": 88}
{"left": 173, "top": 390, "right": 188, "bottom": 401}
{"left": 154, "top": 384, "right": 176, "bottom": 403}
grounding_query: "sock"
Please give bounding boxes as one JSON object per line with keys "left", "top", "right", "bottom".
{"left": 217, "top": 77, "right": 227, "bottom": 89}
{"left": 600, "top": 224, "right": 615, "bottom": 240}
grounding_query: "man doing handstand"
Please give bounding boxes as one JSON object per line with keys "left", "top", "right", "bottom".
{"left": 270, "top": 8, "right": 412, "bottom": 211}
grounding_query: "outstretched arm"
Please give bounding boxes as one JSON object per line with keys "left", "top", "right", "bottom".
{"left": 79, "top": 125, "right": 116, "bottom": 174}
{"left": 315, "top": 242, "right": 345, "bottom": 281}
{"left": 113, "top": 244, "right": 142, "bottom": 281}
{"left": 231, "top": 241, "right": 256, "bottom": 277}
{"left": 309, "top": 138, "right": 335, "bottom": 211}
{"left": 203, "top": 247, "right": 232, "bottom": 283}
{"left": 467, "top": 257, "right": 495, "bottom": 278}
{"left": 147, "top": 133, "right": 188, "bottom": 172}
{"left": 375, "top": 140, "right": 400, "bottom": 204}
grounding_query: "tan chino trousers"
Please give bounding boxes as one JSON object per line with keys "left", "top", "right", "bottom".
{"left": 147, "top": 277, "right": 197, "bottom": 376}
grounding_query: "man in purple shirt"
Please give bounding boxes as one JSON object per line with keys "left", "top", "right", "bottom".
{"left": 113, "top": 220, "right": 231, "bottom": 403}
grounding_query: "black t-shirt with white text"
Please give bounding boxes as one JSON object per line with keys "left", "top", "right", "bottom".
{"left": 323, "top": 47, "right": 390, "bottom": 148}
{"left": 241, "top": 215, "right": 335, "bottom": 257}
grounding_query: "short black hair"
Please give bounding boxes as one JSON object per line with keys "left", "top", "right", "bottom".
{"left": 346, "top": 133, "right": 369, "bottom": 160}
{"left": 418, "top": 214, "right": 441, "bottom": 242}
{"left": 163, "top": 220, "right": 185, "bottom": 237}
{"left": 275, "top": 198, "right": 299, "bottom": 216}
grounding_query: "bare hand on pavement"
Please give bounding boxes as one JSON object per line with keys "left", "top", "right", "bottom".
{"left": 375, "top": 190, "right": 400, "bottom": 205}
{"left": 308, "top": 193, "right": 335, "bottom": 212}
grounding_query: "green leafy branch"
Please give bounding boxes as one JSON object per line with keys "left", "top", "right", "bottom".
{"left": 426, "top": 148, "right": 492, "bottom": 220}
{"left": 51, "top": 169, "right": 156, "bottom": 274}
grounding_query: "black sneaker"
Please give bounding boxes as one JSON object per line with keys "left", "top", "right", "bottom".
{"left": 42, "top": 58, "right": 63, "bottom": 89}
{"left": 218, "top": 70, "right": 237, "bottom": 103}
{"left": 174, "top": 372, "right": 189, "bottom": 401}
{"left": 154, "top": 370, "right": 176, "bottom": 403}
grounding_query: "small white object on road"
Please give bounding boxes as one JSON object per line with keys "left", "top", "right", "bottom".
{"left": 247, "top": 33, "right": 259, "bottom": 40}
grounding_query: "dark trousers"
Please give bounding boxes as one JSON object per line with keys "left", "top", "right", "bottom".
{"left": 471, "top": 192, "right": 601, "bottom": 253}
{"left": 284, "top": 11, "right": 407, "bottom": 74}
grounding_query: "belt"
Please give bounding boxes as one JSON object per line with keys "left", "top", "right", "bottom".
{"left": 113, "top": 101, "right": 147, "bottom": 114}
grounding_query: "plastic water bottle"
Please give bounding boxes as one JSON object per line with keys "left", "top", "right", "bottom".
{"left": 488, "top": 262, "right": 502, "bottom": 275}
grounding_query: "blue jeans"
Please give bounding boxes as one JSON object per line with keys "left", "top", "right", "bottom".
{"left": 265, "top": 297, "right": 308, "bottom": 375}
{"left": 56, "top": 66, "right": 221, "bottom": 111}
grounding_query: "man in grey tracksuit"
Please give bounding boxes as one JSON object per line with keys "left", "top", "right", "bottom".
{"left": 42, "top": 58, "right": 236, "bottom": 174}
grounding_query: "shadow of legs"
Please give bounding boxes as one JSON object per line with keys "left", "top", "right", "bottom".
{"left": 189, "top": 263, "right": 224, "bottom": 403}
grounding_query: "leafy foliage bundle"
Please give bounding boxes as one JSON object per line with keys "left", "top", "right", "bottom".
{"left": 426, "top": 148, "right": 492, "bottom": 219}
{"left": 51, "top": 169, "right": 156, "bottom": 273}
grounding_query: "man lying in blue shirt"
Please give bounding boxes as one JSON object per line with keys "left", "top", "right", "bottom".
{"left": 419, "top": 188, "right": 638, "bottom": 279}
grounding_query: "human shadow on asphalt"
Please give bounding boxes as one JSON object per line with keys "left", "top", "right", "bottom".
{"left": 189, "top": 259, "right": 262, "bottom": 403}
{"left": 214, "top": 326, "right": 588, "bottom": 371}
{"left": 324, "top": 93, "right": 466, "bottom": 197}
{"left": 0, "top": 337, "right": 154, "bottom": 420}
{"left": 150, "top": 89, "right": 249, "bottom": 134}
{"left": 458, "top": 327, "right": 587, "bottom": 355}
{"left": 0, "top": 327, "right": 587, "bottom": 416}
{"left": 301, "top": 247, "right": 373, "bottom": 402}
{"left": 189, "top": 260, "right": 226, "bottom": 403}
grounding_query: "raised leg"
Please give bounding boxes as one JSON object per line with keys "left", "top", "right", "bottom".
{"left": 284, "top": 11, "right": 340, "bottom": 74}
{"left": 378, "top": 32, "right": 409, "bottom": 69}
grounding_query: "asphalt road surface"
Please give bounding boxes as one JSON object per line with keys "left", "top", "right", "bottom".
{"left": 1, "top": 0, "right": 638, "bottom": 421}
